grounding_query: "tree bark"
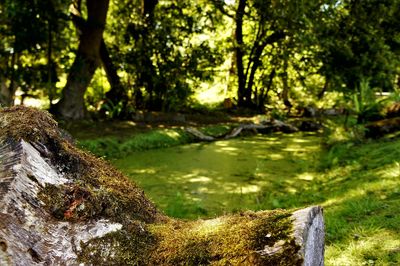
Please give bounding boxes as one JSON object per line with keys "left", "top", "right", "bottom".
{"left": 53, "top": 0, "right": 109, "bottom": 120}
{"left": 0, "top": 51, "right": 17, "bottom": 107}
{"left": 235, "top": 0, "right": 247, "bottom": 107}
{"left": 246, "top": 31, "right": 285, "bottom": 109}
{"left": 101, "top": 41, "right": 127, "bottom": 108}
{"left": 281, "top": 53, "right": 292, "bottom": 113}
{"left": 139, "top": 0, "right": 159, "bottom": 110}
{"left": 68, "top": 2, "right": 127, "bottom": 113}
{"left": 258, "top": 68, "right": 276, "bottom": 111}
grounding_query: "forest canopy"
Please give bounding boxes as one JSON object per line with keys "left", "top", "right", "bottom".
{"left": 0, "top": 0, "right": 399, "bottom": 119}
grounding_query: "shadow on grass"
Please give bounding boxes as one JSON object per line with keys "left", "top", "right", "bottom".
{"left": 113, "top": 132, "right": 400, "bottom": 264}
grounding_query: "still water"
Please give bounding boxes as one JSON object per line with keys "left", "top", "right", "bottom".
{"left": 113, "top": 133, "right": 321, "bottom": 219}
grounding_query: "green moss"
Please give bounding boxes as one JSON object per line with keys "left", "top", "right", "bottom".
{"left": 78, "top": 221, "right": 156, "bottom": 265}
{"left": 148, "top": 210, "right": 302, "bottom": 265}
{"left": 0, "top": 106, "right": 59, "bottom": 144}
{"left": 1, "top": 106, "right": 164, "bottom": 224}
{"left": 78, "top": 210, "right": 301, "bottom": 265}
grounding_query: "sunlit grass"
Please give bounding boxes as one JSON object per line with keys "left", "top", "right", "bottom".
{"left": 111, "top": 132, "right": 400, "bottom": 265}
{"left": 73, "top": 118, "right": 400, "bottom": 265}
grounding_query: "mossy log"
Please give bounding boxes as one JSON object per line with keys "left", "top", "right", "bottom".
{"left": 0, "top": 107, "right": 324, "bottom": 265}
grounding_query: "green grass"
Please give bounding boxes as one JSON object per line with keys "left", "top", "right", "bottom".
{"left": 78, "top": 128, "right": 192, "bottom": 159}
{"left": 77, "top": 124, "right": 233, "bottom": 159}
{"left": 75, "top": 119, "right": 400, "bottom": 265}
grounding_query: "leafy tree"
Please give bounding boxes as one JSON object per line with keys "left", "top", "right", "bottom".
{"left": 0, "top": 0, "right": 69, "bottom": 106}
{"left": 108, "top": 0, "right": 222, "bottom": 112}
{"left": 315, "top": 0, "right": 400, "bottom": 97}
{"left": 213, "top": 0, "right": 323, "bottom": 111}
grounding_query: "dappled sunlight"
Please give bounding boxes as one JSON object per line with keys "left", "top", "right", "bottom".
{"left": 326, "top": 230, "right": 400, "bottom": 266}
{"left": 113, "top": 133, "right": 321, "bottom": 218}
{"left": 378, "top": 161, "right": 400, "bottom": 178}
{"left": 267, "top": 153, "right": 284, "bottom": 160}
{"left": 187, "top": 175, "right": 212, "bottom": 183}
{"left": 296, "top": 173, "right": 315, "bottom": 181}
{"left": 128, "top": 168, "right": 158, "bottom": 174}
{"left": 233, "top": 184, "right": 261, "bottom": 194}
{"left": 112, "top": 132, "right": 400, "bottom": 263}
{"left": 219, "top": 146, "right": 239, "bottom": 152}
{"left": 195, "top": 218, "right": 224, "bottom": 235}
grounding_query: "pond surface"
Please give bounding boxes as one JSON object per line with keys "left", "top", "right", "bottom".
{"left": 113, "top": 133, "right": 322, "bottom": 219}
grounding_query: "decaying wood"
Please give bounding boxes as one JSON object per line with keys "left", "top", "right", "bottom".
{"left": 186, "top": 120, "right": 299, "bottom": 141}
{"left": 0, "top": 107, "right": 324, "bottom": 265}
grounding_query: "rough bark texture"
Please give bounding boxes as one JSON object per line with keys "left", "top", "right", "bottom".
{"left": 53, "top": 0, "right": 109, "bottom": 120}
{"left": 69, "top": 3, "right": 127, "bottom": 111}
{"left": 0, "top": 106, "right": 324, "bottom": 265}
{"left": 101, "top": 40, "right": 127, "bottom": 108}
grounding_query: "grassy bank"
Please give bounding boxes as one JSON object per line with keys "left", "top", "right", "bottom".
{"left": 72, "top": 118, "right": 399, "bottom": 265}
{"left": 76, "top": 124, "right": 232, "bottom": 159}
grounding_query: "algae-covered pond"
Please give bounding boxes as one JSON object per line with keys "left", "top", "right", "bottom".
{"left": 113, "top": 133, "right": 321, "bottom": 219}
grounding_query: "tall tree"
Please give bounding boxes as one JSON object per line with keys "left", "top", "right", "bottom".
{"left": 67, "top": 1, "right": 128, "bottom": 117}
{"left": 215, "top": 0, "right": 320, "bottom": 110}
{"left": 0, "top": 0, "right": 68, "bottom": 107}
{"left": 235, "top": 0, "right": 247, "bottom": 107}
{"left": 315, "top": 0, "right": 400, "bottom": 96}
{"left": 116, "top": 0, "right": 220, "bottom": 111}
{"left": 53, "top": 0, "right": 109, "bottom": 119}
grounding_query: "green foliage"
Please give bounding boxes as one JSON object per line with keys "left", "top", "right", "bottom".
{"left": 0, "top": 0, "right": 71, "bottom": 106}
{"left": 78, "top": 128, "right": 194, "bottom": 159}
{"left": 106, "top": 0, "right": 222, "bottom": 112}
{"left": 315, "top": 0, "right": 400, "bottom": 93}
{"left": 1, "top": 0, "right": 400, "bottom": 117}
{"left": 351, "top": 79, "right": 386, "bottom": 123}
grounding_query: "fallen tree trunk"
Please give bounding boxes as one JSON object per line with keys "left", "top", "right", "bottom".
{"left": 186, "top": 120, "right": 299, "bottom": 142}
{"left": 0, "top": 106, "right": 324, "bottom": 265}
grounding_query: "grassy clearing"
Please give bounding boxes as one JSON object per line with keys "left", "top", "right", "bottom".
{"left": 318, "top": 140, "right": 400, "bottom": 265}
{"left": 115, "top": 135, "right": 399, "bottom": 265}
{"left": 74, "top": 118, "right": 400, "bottom": 265}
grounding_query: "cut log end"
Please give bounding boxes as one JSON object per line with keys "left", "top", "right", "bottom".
{"left": 292, "top": 206, "right": 325, "bottom": 266}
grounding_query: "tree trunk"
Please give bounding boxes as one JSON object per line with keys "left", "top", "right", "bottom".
{"left": 47, "top": 19, "right": 53, "bottom": 107}
{"left": 235, "top": 0, "right": 247, "bottom": 107}
{"left": 317, "top": 78, "right": 329, "bottom": 100}
{"left": 101, "top": 41, "right": 127, "bottom": 108}
{"left": 247, "top": 31, "right": 285, "bottom": 109}
{"left": 0, "top": 52, "right": 17, "bottom": 107}
{"left": 281, "top": 53, "right": 292, "bottom": 114}
{"left": 140, "top": 0, "right": 158, "bottom": 111}
{"left": 53, "top": 0, "right": 109, "bottom": 120}
{"left": 68, "top": 2, "right": 127, "bottom": 114}
{"left": 258, "top": 69, "right": 276, "bottom": 111}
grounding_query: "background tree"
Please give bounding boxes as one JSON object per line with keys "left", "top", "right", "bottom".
{"left": 315, "top": 0, "right": 400, "bottom": 97}
{"left": 106, "top": 0, "right": 222, "bottom": 112}
{"left": 0, "top": 0, "right": 69, "bottom": 107}
{"left": 52, "top": 0, "right": 110, "bottom": 119}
